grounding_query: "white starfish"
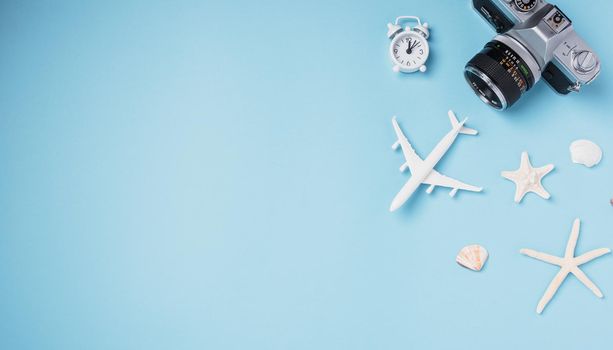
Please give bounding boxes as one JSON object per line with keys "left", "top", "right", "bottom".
{"left": 520, "top": 218, "right": 611, "bottom": 314}
{"left": 501, "top": 151, "right": 554, "bottom": 203}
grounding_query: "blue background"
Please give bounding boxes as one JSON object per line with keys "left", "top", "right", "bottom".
{"left": 1, "top": 0, "right": 612, "bottom": 349}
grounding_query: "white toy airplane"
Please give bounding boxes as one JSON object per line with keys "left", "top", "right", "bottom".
{"left": 389, "top": 110, "right": 483, "bottom": 212}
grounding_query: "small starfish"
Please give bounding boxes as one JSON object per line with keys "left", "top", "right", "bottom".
{"left": 520, "top": 218, "right": 611, "bottom": 314}
{"left": 501, "top": 151, "right": 554, "bottom": 203}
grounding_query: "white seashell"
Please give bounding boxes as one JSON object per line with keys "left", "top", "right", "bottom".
{"left": 456, "top": 245, "right": 488, "bottom": 271}
{"left": 570, "top": 139, "right": 602, "bottom": 168}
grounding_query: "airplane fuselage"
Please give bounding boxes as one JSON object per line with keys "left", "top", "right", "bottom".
{"left": 389, "top": 126, "right": 462, "bottom": 211}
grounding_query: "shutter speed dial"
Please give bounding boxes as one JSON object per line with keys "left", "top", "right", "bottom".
{"left": 513, "top": 0, "right": 538, "bottom": 12}
{"left": 572, "top": 50, "right": 597, "bottom": 74}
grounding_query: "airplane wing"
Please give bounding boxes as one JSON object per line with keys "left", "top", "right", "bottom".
{"left": 391, "top": 117, "right": 423, "bottom": 173}
{"left": 423, "top": 169, "right": 483, "bottom": 197}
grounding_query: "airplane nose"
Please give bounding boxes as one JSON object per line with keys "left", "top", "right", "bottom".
{"left": 389, "top": 199, "right": 401, "bottom": 212}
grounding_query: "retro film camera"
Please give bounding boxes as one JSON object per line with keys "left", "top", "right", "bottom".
{"left": 465, "top": 0, "right": 600, "bottom": 110}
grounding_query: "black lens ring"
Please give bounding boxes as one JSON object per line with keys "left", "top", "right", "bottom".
{"left": 464, "top": 66, "right": 507, "bottom": 110}
{"left": 465, "top": 40, "right": 535, "bottom": 109}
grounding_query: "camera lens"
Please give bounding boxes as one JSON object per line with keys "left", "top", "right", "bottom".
{"left": 464, "top": 40, "right": 536, "bottom": 110}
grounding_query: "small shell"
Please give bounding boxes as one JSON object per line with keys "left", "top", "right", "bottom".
{"left": 456, "top": 245, "right": 488, "bottom": 271}
{"left": 570, "top": 139, "right": 602, "bottom": 168}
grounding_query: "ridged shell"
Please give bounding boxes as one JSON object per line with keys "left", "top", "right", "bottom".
{"left": 570, "top": 139, "right": 602, "bottom": 168}
{"left": 456, "top": 245, "right": 488, "bottom": 271}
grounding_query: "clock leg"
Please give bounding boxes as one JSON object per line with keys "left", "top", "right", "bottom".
{"left": 393, "top": 65, "right": 400, "bottom": 73}
{"left": 419, "top": 65, "right": 427, "bottom": 73}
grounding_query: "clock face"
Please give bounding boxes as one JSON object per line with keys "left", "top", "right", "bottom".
{"left": 390, "top": 32, "right": 429, "bottom": 72}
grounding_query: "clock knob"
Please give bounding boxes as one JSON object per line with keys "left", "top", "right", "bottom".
{"left": 572, "top": 50, "right": 598, "bottom": 74}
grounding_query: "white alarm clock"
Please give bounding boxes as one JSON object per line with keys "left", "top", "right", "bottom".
{"left": 387, "top": 16, "right": 430, "bottom": 73}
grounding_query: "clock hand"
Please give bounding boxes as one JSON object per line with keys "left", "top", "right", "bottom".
{"left": 410, "top": 40, "right": 419, "bottom": 51}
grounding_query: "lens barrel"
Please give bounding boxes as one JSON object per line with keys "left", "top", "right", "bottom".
{"left": 464, "top": 40, "right": 536, "bottom": 110}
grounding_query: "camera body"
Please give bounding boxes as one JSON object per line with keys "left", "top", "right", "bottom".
{"left": 465, "top": 0, "right": 600, "bottom": 110}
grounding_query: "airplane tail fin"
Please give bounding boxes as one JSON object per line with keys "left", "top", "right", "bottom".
{"left": 448, "top": 110, "right": 478, "bottom": 135}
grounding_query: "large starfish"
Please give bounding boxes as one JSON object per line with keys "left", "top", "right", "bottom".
{"left": 501, "top": 151, "right": 554, "bottom": 203}
{"left": 520, "top": 218, "right": 610, "bottom": 314}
